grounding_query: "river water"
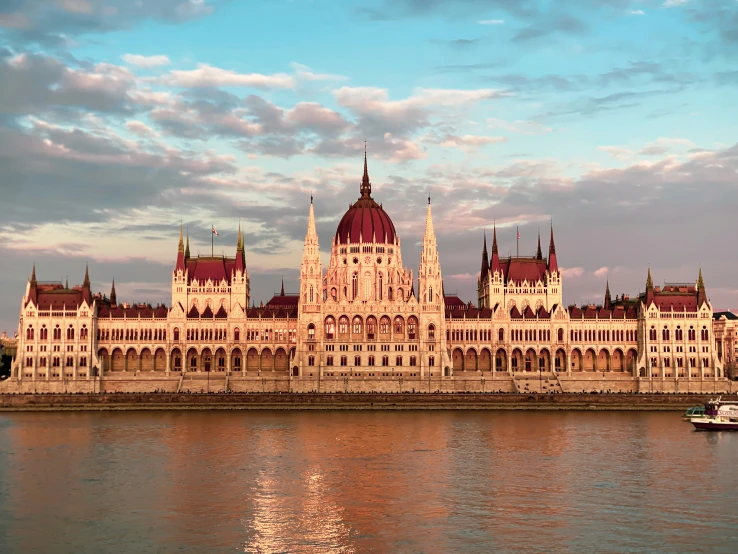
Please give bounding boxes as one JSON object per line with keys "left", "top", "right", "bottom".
{"left": 0, "top": 411, "right": 736, "bottom": 553}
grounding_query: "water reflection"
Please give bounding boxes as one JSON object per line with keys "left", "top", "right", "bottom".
{"left": 0, "top": 412, "right": 737, "bottom": 553}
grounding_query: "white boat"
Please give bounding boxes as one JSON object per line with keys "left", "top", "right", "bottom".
{"left": 690, "top": 397, "right": 738, "bottom": 431}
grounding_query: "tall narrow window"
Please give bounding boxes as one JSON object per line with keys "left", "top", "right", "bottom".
{"left": 379, "top": 274, "right": 383, "bottom": 300}
{"left": 352, "top": 274, "right": 358, "bottom": 299}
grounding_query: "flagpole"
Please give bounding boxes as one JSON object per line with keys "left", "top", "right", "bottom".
{"left": 211, "top": 224, "right": 214, "bottom": 257}
{"left": 516, "top": 225, "right": 519, "bottom": 258}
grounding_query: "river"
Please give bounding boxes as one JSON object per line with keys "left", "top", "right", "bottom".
{"left": 0, "top": 411, "right": 736, "bottom": 553}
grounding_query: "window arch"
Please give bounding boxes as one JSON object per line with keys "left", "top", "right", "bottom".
{"left": 353, "top": 316, "right": 363, "bottom": 336}
{"left": 649, "top": 326, "right": 657, "bottom": 341}
{"left": 388, "top": 287, "right": 393, "bottom": 301}
{"left": 701, "top": 326, "right": 709, "bottom": 341}
{"left": 429, "top": 285, "right": 433, "bottom": 303}
{"left": 379, "top": 274, "right": 383, "bottom": 301}
{"left": 498, "top": 328, "right": 505, "bottom": 342}
{"left": 428, "top": 323, "right": 436, "bottom": 340}
{"left": 40, "top": 325, "right": 48, "bottom": 340}
{"left": 173, "top": 327, "right": 180, "bottom": 341}
{"left": 408, "top": 317, "right": 417, "bottom": 340}
{"left": 307, "top": 323, "right": 315, "bottom": 340}
{"left": 325, "top": 317, "right": 335, "bottom": 339}
{"left": 309, "top": 285, "right": 314, "bottom": 303}
{"left": 234, "top": 327, "right": 240, "bottom": 341}
{"left": 80, "top": 325, "right": 88, "bottom": 340}
{"left": 339, "top": 316, "right": 349, "bottom": 335}
{"left": 26, "top": 325, "right": 34, "bottom": 340}
{"left": 379, "top": 316, "right": 390, "bottom": 334}
{"left": 557, "top": 328, "right": 564, "bottom": 342}
{"left": 688, "top": 326, "right": 696, "bottom": 341}
{"left": 367, "top": 316, "right": 377, "bottom": 339}
{"left": 675, "top": 326, "right": 683, "bottom": 341}
{"left": 67, "top": 325, "right": 75, "bottom": 341}
{"left": 394, "top": 316, "right": 404, "bottom": 335}
{"left": 352, "top": 273, "right": 358, "bottom": 299}
{"left": 662, "top": 326, "right": 670, "bottom": 341}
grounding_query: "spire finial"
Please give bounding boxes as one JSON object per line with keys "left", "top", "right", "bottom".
{"left": 360, "top": 144, "right": 371, "bottom": 198}
{"left": 30, "top": 263, "right": 37, "bottom": 285}
{"left": 84, "top": 263, "right": 90, "bottom": 288}
{"left": 280, "top": 275, "right": 285, "bottom": 296}
{"left": 185, "top": 229, "right": 190, "bottom": 258}
{"left": 536, "top": 228, "right": 543, "bottom": 260}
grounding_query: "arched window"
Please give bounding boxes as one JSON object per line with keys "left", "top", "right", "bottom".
{"left": 388, "top": 287, "right": 393, "bottom": 301}
{"left": 309, "top": 285, "right": 314, "bottom": 303}
{"left": 67, "top": 325, "right": 75, "bottom": 341}
{"left": 498, "top": 328, "right": 505, "bottom": 342}
{"left": 234, "top": 328, "right": 240, "bottom": 341}
{"left": 81, "top": 325, "right": 88, "bottom": 340}
{"left": 379, "top": 274, "right": 383, "bottom": 300}
{"left": 367, "top": 317, "right": 377, "bottom": 339}
{"left": 352, "top": 273, "right": 358, "bottom": 299}
{"left": 380, "top": 316, "right": 390, "bottom": 334}
{"left": 174, "top": 328, "right": 180, "bottom": 341}
{"left": 307, "top": 323, "right": 315, "bottom": 340}
{"left": 428, "top": 324, "right": 435, "bottom": 340}
{"left": 339, "top": 316, "right": 349, "bottom": 334}
{"left": 394, "top": 317, "right": 404, "bottom": 335}
{"left": 40, "top": 326, "right": 47, "bottom": 340}
{"left": 408, "top": 317, "right": 417, "bottom": 340}
{"left": 557, "top": 328, "right": 564, "bottom": 342}
{"left": 662, "top": 327, "right": 670, "bottom": 341}
{"left": 649, "top": 327, "right": 657, "bottom": 341}
{"left": 429, "top": 286, "right": 433, "bottom": 303}
{"left": 688, "top": 326, "right": 696, "bottom": 341}
{"left": 701, "top": 327, "right": 709, "bottom": 341}
{"left": 26, "top": 326, "right": 34, "bottom": 340}
{"left": 353, "top": 317, "right": 363, "bottom": 335}
{"left": 325, "top": 317, "right": 335, "bottom": 339}
{"left": 675, "top": 326, "right": 683, "bottom": 341}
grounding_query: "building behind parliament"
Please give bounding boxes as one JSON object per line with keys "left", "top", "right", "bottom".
{"left": 5, "top": 155, "right": 738, "bottom": 394}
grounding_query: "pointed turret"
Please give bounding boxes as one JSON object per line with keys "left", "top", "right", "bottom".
{"left": 110, "top": 279, "right": 117, "bottom": 307}
{"left": 645, "top": 267, "right": 654, "bottom": 306}
{"left": 697, "top": 268, "right": 707, "bottom": 307}
{"left": 604, "top": 279, "right": 612, "bottom": 310}
{"left": 30, "top": 264, "right": 37, "bottom": 286}
{"left": 547, "top": 223, "right": 558, "bottom": 273}
{"left": 360, "top": 144, "right": 371, "bottom": 199}
{"left": 175, "top": 223, "right": 186, "bottom": 272}
{"left": 82, "top": 264, "right": 91, "bottom": 304}
{"left": 419, "top": 196, "right": 443, "bottom": 306}
{"left": 235, "top": 221, "right": 245, "bottom": 273}
{"left": 280, "top": 275, "right": 285, "bottom": 296}
{"left": 480, "top": 230, "right": 489, "bottom": 280}
{"left": 536, "top": 230, "right": 543, "bottom": 260}
{"left": 185, "top": 230, "right": 190, "bottom": 259}
{"left": 490, "top": 222, "right": 502, "bottom": 274}
{"left": 27, "top": 264, "right": 38, "bottom": 305}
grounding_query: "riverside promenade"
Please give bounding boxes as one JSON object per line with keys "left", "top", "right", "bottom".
{"left": 0, "top": 392, "right": 732, "bottom": 412}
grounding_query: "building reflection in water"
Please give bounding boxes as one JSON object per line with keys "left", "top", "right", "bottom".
{"left": 1, "top": 411, "right": 738, "bottom": 554}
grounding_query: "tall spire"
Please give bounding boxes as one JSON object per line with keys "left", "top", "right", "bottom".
{"left": 604, "top": 279, "right": 612, "bottom": 310}
{"left": 307, "top": 195, "right": 318, "bottom": 240}
{"left": 110, "top": 279, "right": 117, "bottom": 307}
{"left": 480, "top": 230, "right": 489, "bottom": 280}
{"left": 548, "top": 222, "right": 558, "bottom": 273}
{"left": 360, "top": 143, "right": 371, "bottom": 198}
{"left": 235, "top": 222, "right": 245, "bottom": 273}
{"left": 82, "top": 263, "right": 91, "bottom": 304}
{"left": 280, "top": 275, "right": 285, "bottom": 296}
{"left": 697, "top": 267, "right": 707, "bottom": 307}
{"left": 178, "top": 222, "right": 184, "bottom": 253}
{"left": 30, "top": 263, "right": 37, "bottom": 286}
{"left": 645, "top": 267, "right": 654, "bottom": 305}
{"left": 185, "top": 229, "right": 190, "bottom": 259}
{"left": 83, "top": 263, "right": 90, "bottom": 288}
{"left": 536, "top": 229, "right": 542, "bottom": 260}
{"left": 490, "top": 221, "right": 501, "bottom": 274}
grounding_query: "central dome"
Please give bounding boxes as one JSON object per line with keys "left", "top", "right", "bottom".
{"left": 335, "top": 153, "right": 397, "bottom": 245}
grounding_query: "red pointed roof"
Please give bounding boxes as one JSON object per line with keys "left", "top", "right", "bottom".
{"left": 201, "top": 305, "right": 214, "bottom": 318}
{"left": 187, "top": 305, "right": 200, "bottom": 318}
{"left": 214, "top": 305, "right": 228, "bottom": 319}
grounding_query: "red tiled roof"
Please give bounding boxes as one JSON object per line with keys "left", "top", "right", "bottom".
{"left": 214, "top": 305, "right": 228, "bottom": 319}
{"left": 34, "top": 290, "right": 84, "bottom": 310}
{"left": 654, "top": 294, "right": 697, "bottom": 312}
{"left": 335, "top": 199, "right": 396, "bottom": 245}
{"left": 266, "top": 294, "right": 299, "bottom": 309}
{"left": 185, "top": 257, "right": 236, "bottom": 285}
{"left": 501, "top": 258, "right": 548, "bottom": 285}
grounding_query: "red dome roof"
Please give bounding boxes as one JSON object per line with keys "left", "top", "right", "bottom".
{"left": 335, "top": 153, "right": 397, "bottom": 245}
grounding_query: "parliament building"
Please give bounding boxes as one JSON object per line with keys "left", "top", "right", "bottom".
{"left": 5, "top": 155, "right": 737, "bottom": 394}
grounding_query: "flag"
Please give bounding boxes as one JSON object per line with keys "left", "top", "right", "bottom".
{"left": 517, "top": 230, "right": 520, "bottom": 239}
{"left": 212, "top": 227, "right": 219, "bottom": 236}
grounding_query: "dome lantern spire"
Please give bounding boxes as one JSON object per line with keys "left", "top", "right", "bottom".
{"left": 360, "top": 141, "right": 371, "bottom": 198}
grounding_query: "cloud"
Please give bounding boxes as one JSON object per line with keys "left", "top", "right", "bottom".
{"left": 289, "top": 62, "right": 347, "bottom": 82}
{"left": 638, "top": 137, "right": 695, "bottom": 156}
{"left": 125, "top": 120, "right": 159, "bottom": 137}
{"left": 663, "top": 0, "right": 688, "bottom": 6}
{"left": 598, "top": 146, "right": 634, "bottom": 161}
{"left": 438, "top": 134, "right": 507, "bottom": 151}
{"left": 160, "top": 64, "right": 295, "bottom": 89}
{"left": 487, "top": 118, "right": 553, "bottom": 135}
{"left": 594, "top": 266, "right": 609, "bottom": 277}
{"left": 0, "top": 0, "right": 219, "bottom": 44}
{"left": 478, "top": 19, "right": 504, "bottom": 25}
{"left": 122, "top": 54, "right": 171, "bottom": 68}
{"left": 630, "top": 10, "right": 645, "bottom": 16}
{"left": 561, "top": 267, "right": 584, "bottom": 278}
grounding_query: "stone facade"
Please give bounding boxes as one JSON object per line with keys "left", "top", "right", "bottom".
{"left": 3, "top": 156, "right": 732, "bottom": 394}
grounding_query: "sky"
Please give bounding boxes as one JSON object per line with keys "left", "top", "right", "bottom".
{"left": 1, "top": 0, "right": 737, "bottom": 333}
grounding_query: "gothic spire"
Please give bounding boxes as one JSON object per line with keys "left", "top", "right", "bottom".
{"left": 480, "top": 230, "right": 489, "bottom": 280}
{"left": 280, "top": 275, "right": 285, "bottom": 296}
{"left": 490, "top": 221, "right": 501, "bottom": 274}
{"left": 697, "top": 268, "right": 707, "bottom": 307}
{"left": 178, "top": 222, "right": 184, "bottom": 253}
{"left": 185, "top": 229, "right": 190, "bottom": 259}
{"left": 83, "top": 263, "right": 90, "bottom": 288}
{"left": 360, "top": 143, "right": 371, "bottom": 198}
{"left": 604, "top": 279, "right": 612, "bottom": 310}
{"left": 30, "top": 263, "right": 37, "bottom": 286}
{"left": 536, "top": 229, "right": 543, "bottom": 260}
{"left": 110, "top": 279, "right": 117, "bottom": 306}
{"left": 645, "top": 267, "right": 655, "bottom": 306}
{"left": 548, "top": 222, "right": 558, "bottom": 273}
